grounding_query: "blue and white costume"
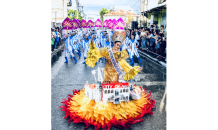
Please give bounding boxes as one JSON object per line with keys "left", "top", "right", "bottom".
{"left": 127, "top": 39, "right": 141, "bottom": 64}
{"left": 82, "top": 38, "right": 90, "bottom": 64}
{"left": 93, "top": 38, "right": 100, "bottom": 49}
{"left": 121, "top": 36, "right": 130, "bottom": 52}
{"left": 101, "top": 34, "right": 107, "bottom": 47}
{"left": 105, "top": 40, "right": 112, "bottom": 50}
{"left": 64, "top": 36, "right": 77, "bottom": 63}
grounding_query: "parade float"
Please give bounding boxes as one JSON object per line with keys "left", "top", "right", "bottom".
{"left": 60, "top": 18, "right": 155, "bottom": 130}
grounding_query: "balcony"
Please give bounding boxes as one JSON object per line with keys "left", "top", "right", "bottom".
{"left": 67, "top": 0, "right": 72, "bottom": 6}
{"left": 158, "top": 0, "right": 166, "bottom": 4}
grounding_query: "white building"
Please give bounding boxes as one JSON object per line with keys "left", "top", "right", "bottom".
{"left": 51, "top": 0, "right": 68, "bottom": 28}
{"left": 103, "top": 9, "right": 139, "bottom": 28}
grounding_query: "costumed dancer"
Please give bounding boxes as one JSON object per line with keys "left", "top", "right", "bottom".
{"left": 70, "top": 31, "right": 81, "bottom": 60}
{"left": 81, "top": 34, "right": 90, "bottom": 64}
{"left": 105, "top": 37, "right": 112, "bottom": 50}
{"left": 128, "top": 35, "right": 141, "bottom": 65}
{"left": 88, "top": 33, "right": 91, "bottom": 40}
{"left": 60, "top": 18, "right": 155, "bottom": 130}
{"left": 92, "top": 34, "right": 100, "bottom": 64}
{"left": 75, "top": 30, "right": 82, "bottom": 56}
{"left": 64, "top": 34, "right": 76, "bottom": 63}
{"left": 99, "top": 30, "right": 103, "bottom": 47}
{"left": 121, "top": 30, "right": 131, "bottom": 53}
{"left": 101, "top": 32, "right": 107, "bottom": 63}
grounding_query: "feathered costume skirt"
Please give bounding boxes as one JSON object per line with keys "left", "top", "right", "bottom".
{"left": 60, "top": 88, "right": 155, "bottom": 130}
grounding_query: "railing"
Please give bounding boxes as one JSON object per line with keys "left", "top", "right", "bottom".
{"left": 140, "top": 48, "right": 166, "bottom": 59}
{"left": 51, "top": 43, "right": 65, "bottom": 58}
{"left": 138, "top": 49, "right": 166, "bottom": 69}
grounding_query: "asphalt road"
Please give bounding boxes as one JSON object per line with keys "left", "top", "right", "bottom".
{"left": 51, "top": 50, "right": 166, "bottom": 130}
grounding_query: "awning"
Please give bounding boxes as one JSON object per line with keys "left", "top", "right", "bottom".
{"left": 141, "top": 1, "right": 166, "bottom": 16}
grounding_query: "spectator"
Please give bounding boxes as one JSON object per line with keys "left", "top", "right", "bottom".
{"left": 144, "top": 29, "right": 151, "bottom": 49}
{"left": 163, "top": 32, "right": 167, "bottom": 61}
{"left": 51, "top": 32, "right": 55, "bottom": 52}
{"left": 149, "top": 30, "right": 155, "bottom": 52}
{"left": 140, "top": 28, "right": 146, "bottom": 49}
{"left": 160, "top": 25, "right": 165, "bottom": 38}
{"left": 155, "top": 34, "right": 162, "bottom": 55}
{"left": 159, "top": 33, "right": 165, "bottom": 59}
{"left": 132, "top": 28, "right": 141, "bottom": 48}
{"left": 53, "top": 29, "right": 59, "bottom": 49}
{"left": 150, "top": 25, "right": 154, "bottom": 35}
{"left": 153, "top": 23, "right": 159, "bottom": 30}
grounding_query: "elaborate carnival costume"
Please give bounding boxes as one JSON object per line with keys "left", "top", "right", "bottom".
{"left": 82, "top": 36, "right": 90, "bottom": 64}
{"left": 70, "top": 31, "right": 81, "bottom": 60}
{"left": 64, "top": 35, "right": 75, "bottom": 63}
{"left": 60, "top": 18, "right": 155, "bottom": 130}
{"left": 127, "top": 37, "right": 142, "bottom": 64}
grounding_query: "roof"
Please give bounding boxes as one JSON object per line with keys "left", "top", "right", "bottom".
{"left": 141, "top": 1, "right": 167, "bottom": 14}
{"left": 113, "top": 5, "right": 132, "bottom": 11}
{"left": 89, "top": 84, "right": 96, "bottom": 89}
{"left": 104, "top": 9, "right": 137, "bottom": 16}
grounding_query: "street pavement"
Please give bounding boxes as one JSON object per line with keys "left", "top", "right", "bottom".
{"left": 51, "top": 50, "right": 166, "bottom": 130}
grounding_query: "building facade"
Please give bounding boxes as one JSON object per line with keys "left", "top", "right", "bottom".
{"left": 103, "top": 9, "right": 139, "bottom": 28}
{"left": 51, "top": 0, "right": 68, "bottom": 28}
{"left": 142, "top": 0, "right": 167, "bottom": 36}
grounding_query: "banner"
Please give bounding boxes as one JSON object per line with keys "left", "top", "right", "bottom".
{"left": 150, "top": 15, "right": 154, "bottom": 25}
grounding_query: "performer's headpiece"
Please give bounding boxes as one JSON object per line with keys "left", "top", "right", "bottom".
{"left": 72, "top": 19, "right": 79, "bottom": 29}
{"left": 95, "top": 19, "right": 102, "bottom": 27}
{"left": 81, "top": 19, "right": 87, "bottom": 28}
{"left": 112, "top": 18, "right": 126, "bottom": 43}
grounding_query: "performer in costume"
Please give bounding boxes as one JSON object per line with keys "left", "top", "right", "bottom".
{"left": 60, "top": 19, "right": 155, "bottom": 129}
{"left": 70, "top": 32, "right": 81, "bottom": 60}
{"left": 101, "top": 32, "right": 107, "bottom": 63}
{"left": 99, "top": 30, "right": 103, "bottom": 47}
{"left": 63, "top": 34, "right": 76, "bottom": 63}
{"left": 88, "top": 33, "right": 91, "bottom": 40}
{"left": 82, "top": 35, "right": 90, "bottom": 64}
{"left": 101, "top": 32, "right": 107, "bottom": 47}
{"left": 75, "top": 30, "right": 82, "bottom": 56}
{"left": 92, "top": 34, "right": 100, "bottom": 65}
{"left": 105, "top": 37, "right": 112, "bottom": 50}
{"left": 121, "top": 30, "right": 131, "bottom": 53}
{"left": 127, "top": 35, "right": 142, "bottom": 64}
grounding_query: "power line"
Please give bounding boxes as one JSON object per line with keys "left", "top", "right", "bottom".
{"left": 132, "top": 0, "right": 140, "bottom": 8}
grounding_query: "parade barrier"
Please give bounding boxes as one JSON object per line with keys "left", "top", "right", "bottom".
{"left": 138, "top": 49, "right": 166, "bottom": 69}
{"left": 51, "top": 44, "right": 65, "bottom": 64}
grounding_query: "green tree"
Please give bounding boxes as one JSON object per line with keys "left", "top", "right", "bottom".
{"left": 67, "top": 9, "right": 83, "bottom": 21}
{"left": 99, "top": 8, "right": 110, "bottom": 23}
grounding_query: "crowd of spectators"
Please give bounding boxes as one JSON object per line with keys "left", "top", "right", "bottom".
{"left": 51, "top": 26, "right": 63, "bottom": 52}
{"left": 126, "top": 24, "right": 167, "bottom": 58}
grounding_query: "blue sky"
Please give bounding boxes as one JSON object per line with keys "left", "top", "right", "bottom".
{"left": 68, "top": 0, "right": 141, "bottom": 20}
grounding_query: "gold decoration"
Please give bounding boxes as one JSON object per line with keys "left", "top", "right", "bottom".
{"left": 112, "top": 31, "right": 126, "bottom": 43}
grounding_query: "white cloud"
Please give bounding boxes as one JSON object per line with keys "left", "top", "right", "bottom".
{"left": 67, "top": 0, "right": 141, "bottom": 20}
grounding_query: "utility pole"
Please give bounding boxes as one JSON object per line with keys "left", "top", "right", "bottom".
{"left": 140, "top": 0, "right": 142, "bottom": 28}
{"left": 55, "top": 11, "right": 57, "bottom": 27}
{"left": 75, "top": 0, "right": 79, "bottom": 19}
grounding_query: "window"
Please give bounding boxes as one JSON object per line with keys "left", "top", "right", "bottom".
{"left": 115, "top": 90, "right": 119, "bottom": 96}
{"left": 108, "top": 90, "right": 110, "bottom": 94}
{"left": 104, "top": 90, "right": 107, "bottom": 94}
{"left": 126, "top": 96, "right": 128, "bottom": 100}
{"left": 126, "top": 89, "right": 129, "bottom": 92}
{"left": 123, "top": 89, "right": 125, "bottom": 93}
{"left": 120, "top": 89, "right": 122, "bottom": 93}
{"left": 111, "top": 90, "right": 114, "bottom": 93}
